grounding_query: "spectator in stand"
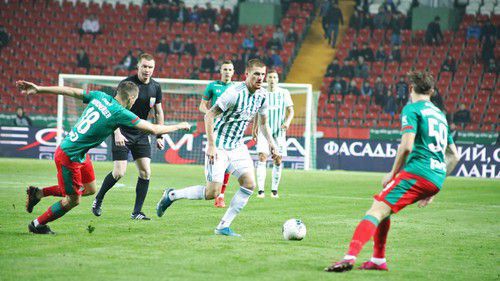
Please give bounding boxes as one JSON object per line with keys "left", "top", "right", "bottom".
{"left": 354, "top": 56, "right": 369, "bottom": 79}
{"left": 232, "top": 53, "right": 245, "bottom": 75}
{"left": 480, "top": 18, "right": 497, "bottom": 44}
{"left": 340, "top": 60, "right": 355, "bottom": 79}
{"left": 0, "top": 26, "right": 10, "bottom": 50}
{"left": 349, "top": 9, "right": 363, "bottom": 34}
{"left": 395, "top": 75, "right": 408, "bottom": 107}
{"left": 262, "top": 50, "right": 274, "bottom": 68}
{"left": 14, "top": 106, "right": 32, "bottom": 127}
{"left": 441, "top": 109, "right": 452, "bottom": 124}
{"left": 113, "top": 50, "right": 136, "bottom": 73}
{"left": 320, "top": 0, "right": 332, "bottom": 38}
{"left": 176, "top": 2, "right": 189, "bottom": 23}
{"left": 79, "top": 14, "right": 101, "bottom": 41}
{"left": 325, "top": 2, "right": 344, "bottom": 47}
{"left": 242, "top": 33, "right": 255, "bottom": 50}
{"left": 362, "top": 10, "right": 374, "bottom": 31}
{"left": 200, "top": 52, "right": 215, "bottom": 73}
{"left": 189, "top": 67, "right": 200, "bottom": 79}
{"left": 184, "top": 38, "right": 197, "bottom": 57}
{"left": 270, "top": 49, "right": 283, "bottom": 68}
{"left": 286, "top": 27, "right": 298, "bottom": 43}
{"left": 440, "top": 55, "right": 456, "bottom": 74}
{"left": 254, "top": 33, "right": 266, "bottom": 50}
{"left": 169, "top": 34, "right": 185, "bottom": 56}
{"left": 241, "top": 49, "right": 251, "bottom": 63}
{"left": 249, "top": 48, "right": 262, "bottom": 61}
{"left": 466, "top": 19, "right": 481, "bottom": 40}
{"left": 373, "top": 6, "right": 389, "bottom": 29}
{"left": 389, "top": 45, "right": 402, "bottom": 62}
{"left": 481, "top": 35, "right": 496, "bottom": 64}
{"left": 485, "top": 58, "right": 498, "bottom": 74}
{"left": 189, "top": 5, "right": 201, "bottom": 24}
{"left": 329, "top": 76, "right": 347, "bottom": 100}
{"left": 147, "top": 3, "right": 165, "bottom": 25}
{"left": 454, "top": 103, "right": 471, "bottom": 127}
{"left": 347, "top": 43, "right": 360, "bottom": 61}
{"left": 373, "top": 76, "right": 387, "bottom": 106}
{"left": 221, "top": 14, "right": 237, "bottom": 33}
{"left": 273, "top": 27, "right": 286, "bottom": 46}
{"left": 156, "top": 37, "right": 170, "bottom": 55}
{"left": 383, "top": 89, "right": 397, "bottom": 116}
{"left": 346, "top": 80, "right": 361, "bottom": 97}
{"left": 389, "top": 13, "right": 402, "bottom": 45}
{"left": 360, "top": 42, "right": 375, "bottom": 62}
{"left": 381, "top": 0, "right": 397, "bottom": 13}
{"left": 425, "top": 16, "right": 443, "bottom": 46}
{"left": 76, "top": 48, "right": 91, "bottom": 73}
{"left": 266, "top": 36, "right": 283, "bottom": 51}
{"left": 203, "top": 3, "right": 217, "bottom": 25}
{"left": 326, "top": 58, "right": 341, "bottom": 77}
{"left": 361, "top": 80, "right": 373, "bottom": 96}
{"left": 375, "top": 46, "right": 387, "bottom": 62}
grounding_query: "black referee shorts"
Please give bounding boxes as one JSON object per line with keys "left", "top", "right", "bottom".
{"left": 111, "top": 135, "right": 151, "bottom": 161}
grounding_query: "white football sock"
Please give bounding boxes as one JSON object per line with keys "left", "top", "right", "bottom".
{"left": 33, "top": 219, "right": 40, "bottom": 227}
{"left": 256, "top": 161, "right": 266, "bottom": 192}
{"left": 170, "top": 185, "right": 206, "bottom": 200}
{"left": 217, "top": 186, "right": 253, "bottom": 229}
{"left": 343, "top": 255, "right": 357, "bottom": 260}
{"left": 271, "top": 164, "right": 282, "bottom": 192}
{"left": 370, "top": 257, "right": 386, "bottom": 265}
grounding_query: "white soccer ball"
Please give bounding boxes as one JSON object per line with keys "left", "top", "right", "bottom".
{"left": 282, "top": 218, "right": 307, "bottom": 240}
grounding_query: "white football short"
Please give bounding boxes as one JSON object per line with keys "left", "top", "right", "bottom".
{"left": 256, "top": 131, "right": 287, "bottom": 156}
{"left": 204, "top": 144, "right": 253, "bottom": 183}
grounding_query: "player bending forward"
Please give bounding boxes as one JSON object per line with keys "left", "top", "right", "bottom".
{"left": 156, "top": 59, "right": 279, "bottom": 237}
{"left": 18, "top": 81, "right": 190, "bottom": 234}
{"left": 256, "top": 69, "right": 294, "bottom": 198}
{"left": 325, "top": 71, "right": 460, "bottom": 272}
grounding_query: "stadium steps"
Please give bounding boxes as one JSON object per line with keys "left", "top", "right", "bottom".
{"left": 285, "top": 0, "right": 355, "bottom": 90}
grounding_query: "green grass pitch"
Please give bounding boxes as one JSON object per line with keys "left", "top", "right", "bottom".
{"left": 0, "top": 158, "right": 498, "bottom": 281}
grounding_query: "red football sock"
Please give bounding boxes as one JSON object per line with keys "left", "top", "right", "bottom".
{"left": 42, "top": 185, "right": 63, "bottom": 197}
{"left": 220, "top": 172, "right": 230, "bottom": 195}
{"left": 373, "top": 217, "right": 391, "bottom": 259}
{"left": 37, "top": 201, "right": 69, "bottom": 225}
{"left": 347, "top": 215, "right": 380, "bottom": 257}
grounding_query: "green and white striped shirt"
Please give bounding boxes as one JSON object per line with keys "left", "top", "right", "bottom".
{"left": 266, "top": 86, "right": 293, "bottom": 138}
{"left": 214, "top": 82, "right": 268, "bottom": 150}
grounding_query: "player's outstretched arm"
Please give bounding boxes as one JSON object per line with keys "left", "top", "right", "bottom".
{"left": 16, "top": 80, "right": 84, "bottom": 100}
{"left": 445, "top": 143, "right": 460, "bottom": 176}
{"left": 382, "top": 132, "right": 415, "bottom": 187}
{"left": 135, "top": 120, "right": 191, "bottom": 136}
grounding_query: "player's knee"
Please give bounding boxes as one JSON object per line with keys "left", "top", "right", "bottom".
{"left": 138, "top": 168, "right": 151, "bottom": 180}
{"left": 274, "top": 157, "right": 282, "bottom": 166}
{"left": 112, "top": 169, "right": 126, "bottom": 180}
{"left": 205, "top": 188, "right": 217, "bottom": 200}
{"left": 66, "top": 196, "right": 81, "bottom": 208}
{"left": 258, "top": 153, "right": 267, "bottom": 162}
{"left": 239, "top": 177, "right": 255, "bottom": 190}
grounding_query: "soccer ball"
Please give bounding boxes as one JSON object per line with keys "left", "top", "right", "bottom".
{"left": 282, "top": 219, "right": 306, "bottom": 240}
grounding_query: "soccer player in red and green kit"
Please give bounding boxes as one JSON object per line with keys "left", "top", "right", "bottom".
{"left": 16, "top": 80, "right": 190, "bottom": 234}
{"left": 325, "top": 71, "right": 460, "bottom": 272}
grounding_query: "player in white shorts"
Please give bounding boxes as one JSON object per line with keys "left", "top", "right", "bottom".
{"left": 256, "top": 69, "right": 294, "bottom": 198}
{"left": 156, "top": 59, "right": 279, "bottom": 237}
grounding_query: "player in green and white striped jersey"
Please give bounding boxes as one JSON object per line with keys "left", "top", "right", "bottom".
{"left": 199, "top": 60, "right": 234, "bottom": 208}
{"left": 256, "top": 69, "right": 294, "bottom": 198}
{"left": 156, "top": 59, "right": 279, "bottom": 237}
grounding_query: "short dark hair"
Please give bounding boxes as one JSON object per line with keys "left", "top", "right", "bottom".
{"left": 221, "top": 60, "right": 233, "bottom": 66}
{"left": 117, "top": 81, "right": 139, "bottom": 100}
{"left": 246, "top": 59, "right": 266, "bottom": 70}
{"left": 407, "top": 71, "right": 435, "bottom": 95}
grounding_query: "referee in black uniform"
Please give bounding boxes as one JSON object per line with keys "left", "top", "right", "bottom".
{"left": 93, "top": 53, "right": 164, "bottom": 220}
